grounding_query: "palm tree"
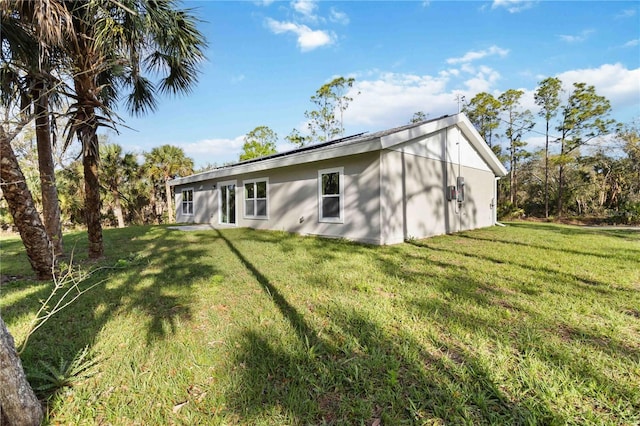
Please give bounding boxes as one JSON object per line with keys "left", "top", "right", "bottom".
{"left": 58, "top": 0, "right": 206, "bottom": 257}
{"left": 100, "top": 143, "right": 138, "bottom": 228}
{"left": 1, "top": 5, "right": 56, "bottom": 280}
{"left": 2, "top": 1, "right": 73, "bottom": 260}
{"left": 144, "top": 145, "right": 194, "bottom": 223}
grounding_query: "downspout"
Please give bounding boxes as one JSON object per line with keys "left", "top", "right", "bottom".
{"left": 456, "top": 124, "right": 462, "bottom": 232}
{"left": 494, "top": 176, "right": 505, "bottom": 227}
{"left": 443, "top": 126, "right": 450, "bottom": 234}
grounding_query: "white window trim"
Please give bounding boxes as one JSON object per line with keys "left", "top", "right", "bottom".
{"left": 318, "top": 167, "right": 344, "bottom": 224}
{"left": 181, "top": 187, "right": 194, "bottom": 216}
{"left": 217, "top": 180, "right": 237, "bottom": 226}
{"left": 242, "top": 177, "right": 269, "bottom": 220}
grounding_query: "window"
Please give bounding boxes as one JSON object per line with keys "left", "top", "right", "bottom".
{"left": 181, "top": 188, "right": 193, "bottom": 215}
{"left": 244, "top": 178, "right": 268, "bottom": 219}
{"left": 318, "top": 167, "right": 343, "bottom": 223}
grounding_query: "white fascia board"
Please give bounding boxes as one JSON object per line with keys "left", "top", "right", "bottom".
{"left": 170, "top": 138, "right": 382, "bottom": 186}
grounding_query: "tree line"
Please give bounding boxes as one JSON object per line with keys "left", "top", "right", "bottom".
{"left": 462, "top": 79, "right": 638, "bottom": 222}
{"left": 3, "top": 132, "right": 194, "bottom": 229}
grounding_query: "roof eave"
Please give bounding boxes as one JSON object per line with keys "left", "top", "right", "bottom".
{"left": 170, "top": 137, "right": 383, "bottom": 186}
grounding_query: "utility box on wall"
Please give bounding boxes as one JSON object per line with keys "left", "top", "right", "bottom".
{"left": 457, "top": 176, "right": 465, "bottom": 202}
{"left": 447, "top": 185, "right": 457, "bottom": 201}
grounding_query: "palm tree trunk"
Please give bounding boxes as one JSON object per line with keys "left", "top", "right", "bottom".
{"left": 164, "top": 178, "right": 174, "bottom": 223}
{"left": 75, "top": 102, "right": 104, "bottom": 258}
{"left": 112, "top": 186, "right": 125, "bottom": 228}
{"left": 0, "top": 315, "right": 43, "bottom": 426}
{"left": 83, "top": 131, "right": 103, "bottom": 258}
{"left": 0, "top": 135, "right": 54, "bottom": 280}
{"left": 34, "top": 84, "right": 64, "bottom": 257}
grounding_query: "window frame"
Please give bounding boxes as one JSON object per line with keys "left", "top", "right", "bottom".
{"left": 181, "top": 188, "right": 194, "bottom": 216}
{"left": 317, "top": 167, "right": 344, "bottom": 223}
{"left": 243, "top": 177, "right": 269, "bottom": 220}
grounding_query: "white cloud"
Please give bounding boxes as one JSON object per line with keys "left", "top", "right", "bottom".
{"left": 178, "top": 135, "right": 246, "bottom": 166}
{"left": 266, "top": 18, "right": 335, "bottom": 51}
{"left": 462, "top": 65, "right": 502, "bottom": 93}
{"left": 615, "top": 8, "right": 637, "bottom": 19}
{"left": 329, "top": 7, "right": 349, "bottom": 25}
{"left": 556, "top": 63, "right": 640, "bottom": 113}
{"left": 291, "top": 0, "right": 318, "bottom": 21}
{"left": 558, "top": 29, "right": 594, "bottom": 43}
{"left": 446, "top": 45, "right": 509, "bottom": 65}
{"left": 344, "top": 72, "right": 455, "bottom": 128}
{"left": 231, "top": 74, "right": 245, "bottom": 84}
{"left": 623, "top": 39, "right": 640, "bottom": 48}
{"left": 491, "top": 0, "right": 536, "bottom": 13}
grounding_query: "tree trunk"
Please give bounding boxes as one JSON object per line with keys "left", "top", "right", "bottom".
{"left": 0, "top": 316, "right": 43, "bottom": 426}
{"left": 82, "top": 128, "right": 103, "bottom": 259}
{"left": 0, "top": 136, "right": 54, "bottom": 280}
{"left": 112, "top": 187, "right": 125, "bottom": 228}
{"left": 557, "top": 136, "right": 565, "bottom": 218}
{"left": 557, "top": 164, "right": 564, "bottom": 218}
{"left": 510, "top": 143, "right": 517, "bottom": 207}
{"left": 164, "top": 179, "right": 174, "bottom": 223}
{"left": 34, "top": 85, "right": 64, "bottom": 257}
{"left": 544, "top": 120, "right": 550, "bottom": 218}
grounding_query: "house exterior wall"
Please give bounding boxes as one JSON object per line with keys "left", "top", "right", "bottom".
{"left": 175, "top": 151, "right": 382, "bottom": 244}
{"left": 380, "top": 125, "right": 497, "bottom": 244}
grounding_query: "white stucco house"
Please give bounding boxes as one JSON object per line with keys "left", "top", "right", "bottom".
{"left": 169, "top": 113, "right": 508, "bottom": 245}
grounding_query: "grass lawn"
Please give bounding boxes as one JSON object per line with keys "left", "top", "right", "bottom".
{"left": 1, "top": 222, "right": 639, "bottom": 425}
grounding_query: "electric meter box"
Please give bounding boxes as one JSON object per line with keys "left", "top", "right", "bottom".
{"left": 457, "top": 177, "right": 465, "bottom": 202}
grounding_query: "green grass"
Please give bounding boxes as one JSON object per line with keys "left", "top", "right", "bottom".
{"left": 1, "top": 222, "right": 639, "bottom": 425}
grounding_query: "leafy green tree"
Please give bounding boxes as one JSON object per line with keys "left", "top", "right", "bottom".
{"left": 304, "top": 76, "right": 358, "bottom": 143}
{"left": 144, "top": 145, "right": 194, "bottom": 223}
{"left": 463, "top": 92, "right": 502, "bottom": 149}
{"left": 498, "top": 89, "right": 534, "bottom": 207}
{"left": 534, "top": 77, "right": 563, "bottom": 218}
{"left": 617, "top": 122, "right": 640, "bottom": 196}
{"left": 240, "top": 126, "right": 277, "bottom": 161}
{"left": 409, "top": 111, "right": 428, "bottom": 124}
{"left": 56, "top": 160, "right": 85, "bottom": 226}
{"left": 285, "top": 128, "right": 312, "bottom": 148}
{"left": 556, "top": 83, "right": 615, "bottom": 216}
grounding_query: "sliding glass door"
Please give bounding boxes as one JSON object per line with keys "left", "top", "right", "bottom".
{"left": 219, "top": 183, "right": 236, "bottom": 225}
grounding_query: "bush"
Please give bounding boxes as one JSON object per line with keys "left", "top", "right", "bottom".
{"left": 607, "top": 202, "right": 640, "bottom": 225}
{"left": 498, "top": 202, "right": 525, "bottom": 220}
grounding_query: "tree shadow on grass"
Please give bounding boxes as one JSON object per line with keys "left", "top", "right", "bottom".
{"left": 405, "top": 238, "right": 623, "bottom": 292}
{"left": 216, "top": 229, "right": 550, "bottom": 424}
{"left": 506, "top": 221, "right": 640, "bottom": 241}
{"left": 2, "top": 226, "right": 221, "bottom": 399}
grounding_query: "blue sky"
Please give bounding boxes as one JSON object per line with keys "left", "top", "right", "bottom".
{"left": 108, "top": 0, "right": 640, "bottom": 168}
